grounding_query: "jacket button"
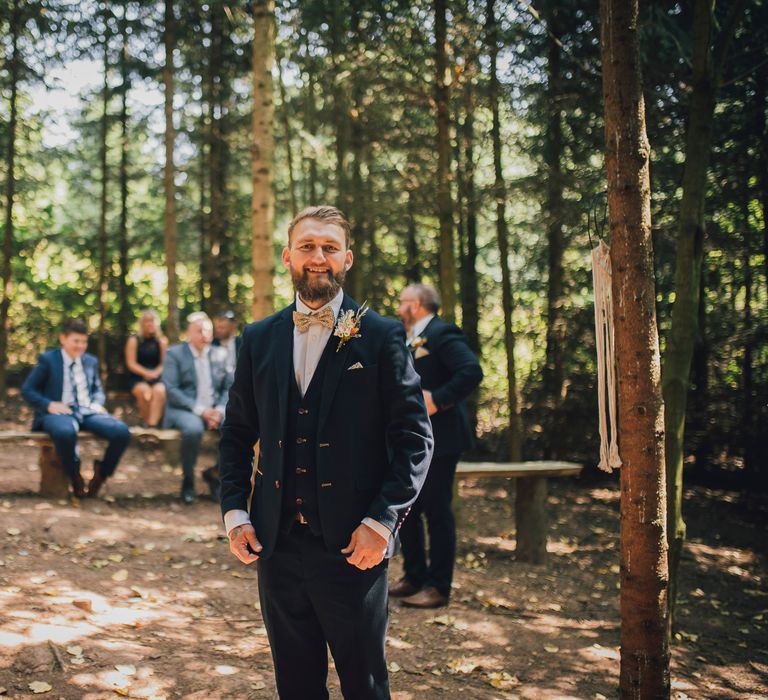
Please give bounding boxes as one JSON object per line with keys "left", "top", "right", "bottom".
{"left": 296, "top": 437, "right": 307, "bottom": 444}
{"left": 278, "top": 440, "right": 283, "bottom": 448}
{"left": 295, "top": 497, "right": 303, "bottom": 505}
{"left": 296, "top": 467, "right": 307, "bottom": 474}
{"left": 298, "top": 408, "right": 308, "bottom": 415}
{"left": 274, "top": 480, "right": 281, "bottom": 489}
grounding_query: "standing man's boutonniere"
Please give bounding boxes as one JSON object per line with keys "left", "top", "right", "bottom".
{"left": 411, "top": 336, "right": 428, "bottom": 349}
{"left": 334, "top": 302, "right": 369, "bottom": 352}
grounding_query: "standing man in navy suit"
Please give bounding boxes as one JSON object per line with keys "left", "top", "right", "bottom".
{"left": 21, "top": 318, "right": 131, "bottom": 498}
{"left": 219, "top": 206, "right": 433, "bottom": 699}
{"left": 390, "top": 283, "right": 483, "bottom": 608}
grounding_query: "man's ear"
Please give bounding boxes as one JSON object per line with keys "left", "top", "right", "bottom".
{"left": 281, "top": 247, "right": 291, "bottom": 268}
{"left": 345, "top": 250, "right": 353, "bottom": 271}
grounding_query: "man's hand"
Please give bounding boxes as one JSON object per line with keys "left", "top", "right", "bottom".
{"left": 90, "top": 404, "right": 107, "bottom": 414}
{"left": 47, "top": 401, "right": 72, "bottom": 415}
{"left": 422, "top": 389, "right": 438, "bottom": 416}
{"left": 341, "top": 523, "right": 387, "bottom": 570}
{"left": 228, "top": 523, "right": 262, "bottom": 564}
{"left": 202, "top": 408, "right": 223, "bottom": 430}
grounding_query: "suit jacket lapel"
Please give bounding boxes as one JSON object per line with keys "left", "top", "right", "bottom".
{"left": 273, "top": 304, "right": 296, "bottom": 441}
{"left": 53, "top": 351, "right": 64, "bottom": 401}
{"left": 317, "top": 294, "right": 358, "bottom": 433}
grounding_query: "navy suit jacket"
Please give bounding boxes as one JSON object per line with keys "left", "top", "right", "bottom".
{"left": 22, "top": 349, "right": 106, "bottom": 430}
{"left": 411, "top": 316, "right": 483, "bottom": 457}
{"left": 219, "top": 294, "right": 434, "bottom": 559}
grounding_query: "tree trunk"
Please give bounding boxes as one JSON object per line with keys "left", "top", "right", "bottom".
{"left": 662, "top": 0, "right": 744, "bottom": 628}
{"left": 406, "top": 183, "right": 420, "bottom": 284}
{"left": 330, "top": 5, "right": 350, "bottom": 218}
{"left": 251, "top": 0, "right": 275, "bottom": 321}
{"left": 434, "top": 0, "right": 457, "bottom": 322}
{"left": 163, "top": 0, "right": 179, "bottom": 343}
{"left": 304, "top": 31, "right": 319, "bottom": 205}
{"left": 741, "top": 175, "right": 754, "bottom": 476}
{"left": 487, "top": 0, "right": 521, "bottom": 466}
{"left": 600, "top": 1, "right": 670, "bottom": 697}
{"left": 206, "top": 0, "right": 228, "bottom": 315}
{"left": 0, "top": 0, "right": 20, "bottom": 399}
{"left": 755, "top": 67, "right": 768, "bottom": 302}
{"left": 97, "top": 35, "right": 110, "bottom": 379}
{"left": 277, "top": 51, "right": 297, "bottom": 217}
{"left": 542, "top": 5, "right": 567, "bottom": 458}
{"left": 117, "top": 4, "right": 131, "bottom": 366}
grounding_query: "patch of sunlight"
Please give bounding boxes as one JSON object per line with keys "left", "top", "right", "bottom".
{"left": 584, "top": 643, "right": 619, "bottom": 660}
{"left": 548, "top": 539, "right": 578, "bottom": 555}
{"left": 24, "top": 618, "right": 100, "bottom": 645}
{"left": 73, "top": 667, "right": 172, "bottom": 699}
{"left": 214, "top": 665, "right": 240, "bottom": 675}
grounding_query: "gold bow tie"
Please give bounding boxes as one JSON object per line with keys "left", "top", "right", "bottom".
{"left": 293, "top": 307, "right": 336, "bottom": 332}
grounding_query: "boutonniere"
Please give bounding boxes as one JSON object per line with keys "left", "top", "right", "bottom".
{"left": 333, "top": 302, "right": 369, "bottom": 352}
{"left": 411, "top": 335, "right": 428, "bottom": 349}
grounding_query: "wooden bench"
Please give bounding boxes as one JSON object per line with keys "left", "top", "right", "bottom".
{"left": 0, "top": 428, "right": 184, "bottom": 498}
{"left": 456, "top": 460, "right": 582, "bottom": 565}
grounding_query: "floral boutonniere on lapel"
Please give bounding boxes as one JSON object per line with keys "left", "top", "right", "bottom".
{"left": 411, "top": 335, "right": 428, "bottom": 350}
{"left": 334, "top": 302, "right": 369, "bottom": 352}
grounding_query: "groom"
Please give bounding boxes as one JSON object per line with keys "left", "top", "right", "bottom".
{"left": 219, "top": 205, "right": 433, "bottom": 699}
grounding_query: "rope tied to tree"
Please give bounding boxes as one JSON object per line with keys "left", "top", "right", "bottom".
{"left": 592, "top": 240, "right": 622, "bottom": 473}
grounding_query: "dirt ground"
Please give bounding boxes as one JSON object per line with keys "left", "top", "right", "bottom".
{"left": 1, "top": 394, "right": 766, "bottom": 699}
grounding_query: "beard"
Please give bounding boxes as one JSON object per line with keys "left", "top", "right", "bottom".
{"left": 292, "top": 266, "right": 346, "bottom": 305}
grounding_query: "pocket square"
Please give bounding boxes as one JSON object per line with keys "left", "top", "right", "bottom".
{"left": 347, "top": 362, "right": 364, "bottom": 370}
{"left": 414, "top": 347, "right": 430, "bottom": 359}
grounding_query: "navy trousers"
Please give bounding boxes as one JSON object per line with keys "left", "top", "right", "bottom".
{"left": 398, "top": 453, "right": 460, "bottom": 597}
{"left": 38, "top": 412, "right": 131, "bottom": 478}
{"left": 257, "top": 525, "right": 391, "bottom": 699}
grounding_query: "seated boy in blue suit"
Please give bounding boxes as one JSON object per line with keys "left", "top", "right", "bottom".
{"left": 21, "top": 318, "right": 131, "bottom": 498}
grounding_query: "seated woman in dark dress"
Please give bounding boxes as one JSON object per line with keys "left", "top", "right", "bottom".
{"left": 125, "top": 310, "right": 168, "bottom": 427}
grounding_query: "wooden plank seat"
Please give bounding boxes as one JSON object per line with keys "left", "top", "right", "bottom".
{"left": 456, "top": 460, "right": 583, "bottom": 564}
{"left": 0, "top": 428, "right": 187, "bottom": 498}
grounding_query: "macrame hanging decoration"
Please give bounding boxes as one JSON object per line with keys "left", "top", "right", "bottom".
{"left": 592, "top": 240, "right": 622, "bottom": 473}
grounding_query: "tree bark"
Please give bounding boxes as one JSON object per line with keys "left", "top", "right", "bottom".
{"left": 542, "top": 5, "right": 567, "bottom": 458}
{"left": 330, "top": 4, "right": 350, "bottom": 218}
{"left": 163, "top": 0, "right": 179, "bottom": 343}
{"left": 741, "top": 171, "right": 754, "bottom": 476}
{"left": 0, "top": 0, "right": 20, "bottom": 398}
{"left": 434, "top": 0, "right": 457, "bottom": 321}
{"left": 303, "top": 30, "right": 319, "bottom": 205}
{"left": 251, "top": 0, "right": 276, "bottom": 321}
{"left": 117, "top": 3, "right": 131, "bottom": 365}
{"left": 97, "top": 33, "right": 110, "bottom": 379}
{"left": 206, "top": 0, "right": 229, "bottom": 315}
{"left": 487, "top": 0, "right": 521, "bottom": 466}
{"left": 277, "top": 50, "right": 298, "bottom": 218}
{"left": 662, "top": 0, "right": 744, "bottom": 628}
{"left": 600, "top": 1, "right": 670, "bottom": 696}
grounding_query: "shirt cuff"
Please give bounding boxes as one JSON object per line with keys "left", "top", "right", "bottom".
{"left": 193, "top": 404, "right": 206, "bottom": 417}
{"left": 224, "top": 509, "right": 251, "bottom": 535}
{"left": 362, "top": 517, "right": 391, "bottom": 543}
{"left": 214, "top": 404, "right": 227, "bottom": 416}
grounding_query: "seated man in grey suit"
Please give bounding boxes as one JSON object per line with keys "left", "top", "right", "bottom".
{"left": 162, "top": 312, "right": 232, "bottom": 504}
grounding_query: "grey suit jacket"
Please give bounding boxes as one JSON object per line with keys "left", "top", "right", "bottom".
{"left": 162, "top": 342, "right": 233, "bottom": 415}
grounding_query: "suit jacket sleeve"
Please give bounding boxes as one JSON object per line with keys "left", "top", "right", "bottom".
{"left": 89, "top": 357, "right": 106, "bottom": 406}
{"left": 429, "top": 326, "right": 483, "bottom": 410}
{"left": 162, "top": 348, "right": 196, "bottom": 412}
{"left": 365, "top": 323, "right": 433, "bottom": 533}
{"left": 21, "top": 354, "right": 53, "bottom": 413}
{"left": 219, "top": 326, "right": 260, "bottom": 515}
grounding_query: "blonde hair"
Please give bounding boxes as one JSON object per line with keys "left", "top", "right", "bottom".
{"left": 287, "top": 205, "right": 351, "bottom": 247}
{"left": 137, "top": 309, "right": 164, "bottom": 341}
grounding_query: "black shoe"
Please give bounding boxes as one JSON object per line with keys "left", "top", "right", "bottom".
{"left": 87, "top": 460, "right": 106, "bottom": 498}
{"left": 181, "top": 482, "right": 195, "bottom": 505}
{"left": 202, "top": 465, "right": 221, "bottom": 502}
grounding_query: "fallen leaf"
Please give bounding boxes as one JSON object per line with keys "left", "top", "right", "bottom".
{"left": 388, "top": 662, "right": 401, "bottom": 673}
{"left": 73, "top": 599, "right": 93, "bottom": 613}
{"left": 66, "top": 646, "right": 83, "bottom": 657}
{"left": 112, "top": 569, "right": 129, "bottom": 582}
{"left": 28, "top": 681, "right": 52, "bottom": 694}
{"left": 251, "top": 682, "right": 267, "bottom": 690}
{"left": 544, "top": 645, "right": 559, "bottom": 653}
{"left": 6, "top": 528, "right": 20, "bottom": 536}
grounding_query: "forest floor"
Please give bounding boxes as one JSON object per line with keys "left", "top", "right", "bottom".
{"left": 0, "top": 392, "right": 766, "bottom": 699}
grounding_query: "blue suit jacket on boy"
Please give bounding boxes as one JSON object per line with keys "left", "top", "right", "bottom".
{"left": 21, "top": 349, "right": 106, "bottom": 430}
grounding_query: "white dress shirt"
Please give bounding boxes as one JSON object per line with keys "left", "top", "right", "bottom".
{"left": 294, "top": 290, "right": 344, "bottom": 395}
{"left": 190, "top": 344, "right": 214, "bottom": 415}
{"left": 61, "top": 350, "right": 97, "bottom": 410}
{"left": 224, "top": 291, "right": 391, "bottom": 546}
{"left": 406, "top": 314, "right": 434, "bottom": 346}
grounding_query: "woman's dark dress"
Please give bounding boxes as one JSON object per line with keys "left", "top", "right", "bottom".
{"left": 128, "top": 336, "right": 162, "bottom": 389}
